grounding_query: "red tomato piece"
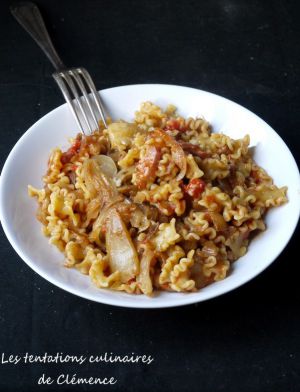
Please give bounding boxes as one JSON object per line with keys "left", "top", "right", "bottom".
{"left": 184, "top": 178, "right": 206, "bottom": 198}
{"left": 61, "top": 138, "right": 81, "bottom": 164}
{"left": 164, "top": 119, "right": 187, "bottom": 132}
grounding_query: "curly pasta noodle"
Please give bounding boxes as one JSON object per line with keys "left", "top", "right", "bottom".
{"left": 28, "top": 102, "right": 288, "bottom": 295}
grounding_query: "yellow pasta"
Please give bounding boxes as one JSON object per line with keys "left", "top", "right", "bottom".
{"left": 29, "top": 102, "right": 288, "bottom": 295}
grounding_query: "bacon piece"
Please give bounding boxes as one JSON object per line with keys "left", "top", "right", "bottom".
{"left": 136, "top": 145, "right": 161, "bottom": 189}
{"left": 177, "top": 140, "right": 210, "bottom": 159}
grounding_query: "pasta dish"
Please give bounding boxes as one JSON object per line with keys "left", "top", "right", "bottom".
{"left": 29, "top": 102, "right": 287, "bottom": 295}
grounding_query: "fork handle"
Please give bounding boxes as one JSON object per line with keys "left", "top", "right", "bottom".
{"left": 10, "top": 2, "right": 65, "bottom": 70}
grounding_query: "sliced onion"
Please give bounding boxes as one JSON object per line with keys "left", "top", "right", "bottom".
{"left": 153, "top": 129, "right": 186, "bottom": 180}
{"left": 82, "top": 158, "right": 123, "bottom": 241}
{"left": 82, "top": 158, "right": 118, "bottom": 203}
{"left": 115, "top": 199, "right": 137, "bottom": 225}
{"left": 137, "top": 244, "right": 155, "bottom": 295}
{"left": 84, "top": 198, "right": 101, "bottom": 228}
{"left": 130, "top": 207, "right": 150, "bottom": 232}
{"left": 226, "top": 232, "right": 246, "bottom": 260}
{"left": 105, "top": 208, "right": 139, "bottom": 283}
{"left": 92, "top": 155, "right": 117, "bottom": 179}
{"left": 89, "top": 198, "right": 123, "bottom": 242}
{"left": 207, "top": 212, "right": 227, "bottom": 231}
{"left": 201, "top": 240, "right": 219, "bottom": 257}
{"left": 172, "top": 143, "right": 187, "bottom": 180}
{"left": 136, "top": 145, "right": 161, "bottom": 189}
{"left": 114, "top": 167, "right": 135, "bottom": 187}
{"left": 139, "top": 204, "right": 159, "bottom": 221}
{"left": 107, "top": 122, "right": 138, "bottom": 151}
{"left": 141, "top": 222, "right": 159, "bottom": 244}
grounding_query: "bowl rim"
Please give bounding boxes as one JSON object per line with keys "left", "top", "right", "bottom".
{"left": 0, "top": 83, "right": 300, "bottom": 308}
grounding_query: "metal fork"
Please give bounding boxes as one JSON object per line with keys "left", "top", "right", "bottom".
{"left": 10, "top": 1, "right": 107, "bottom": 134}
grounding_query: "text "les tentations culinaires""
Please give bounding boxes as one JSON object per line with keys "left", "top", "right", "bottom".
{"left": 1, "top": 352, "right": 154, "bottom": 366}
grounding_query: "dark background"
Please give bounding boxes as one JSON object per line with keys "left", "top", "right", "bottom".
{"left": 0, "top": 0, "right": 299, "bottom": 391}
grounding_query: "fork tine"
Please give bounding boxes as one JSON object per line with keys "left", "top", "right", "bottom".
{"left": 69, "top": 69, "right": 99, "bottom": 131}
{"left": 53, "top": 68, "right": 107, "bottom": 134}
{"left": 78, "top": 68, "right": 107, "bottom": 128}
{"left": 53, "top": 72, "right": 86, "bottom": 134}
{"left": 61, "top": 71, "right": 94, "bottom": 134}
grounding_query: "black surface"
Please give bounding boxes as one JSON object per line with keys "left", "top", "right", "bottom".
{"left": 0, "top": 0, "right": 299, "bottom": 391}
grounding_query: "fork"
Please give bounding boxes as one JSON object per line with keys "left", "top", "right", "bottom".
{"left": 10, "top": 1, "right": 107, "bottom": 134}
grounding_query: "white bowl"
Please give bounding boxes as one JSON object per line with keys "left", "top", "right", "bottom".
{"left": 0, "top": 84, "right": 299, "bottom": 308}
